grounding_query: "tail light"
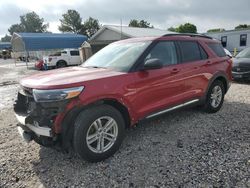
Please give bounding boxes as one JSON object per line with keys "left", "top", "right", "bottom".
{"left": 48, "top": 57, "right": 52, "bottom": 62}
{"left": 227, "top": 58, "right": 233, "bottom": 80}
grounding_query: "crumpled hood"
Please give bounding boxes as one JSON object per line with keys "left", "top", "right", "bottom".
{"left": 20, "top": 66, "right": 125, "bottom": 89}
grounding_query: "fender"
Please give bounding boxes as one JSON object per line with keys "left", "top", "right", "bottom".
{"left": 201, "top": 71, "right": 230, "bottom": 103}
{"left": 57, "top": 97, "right": 134, "bottom": 150}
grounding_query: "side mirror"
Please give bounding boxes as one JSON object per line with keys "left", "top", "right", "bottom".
{"left": 143, "top": 58, "right": 163, "bottom": 70}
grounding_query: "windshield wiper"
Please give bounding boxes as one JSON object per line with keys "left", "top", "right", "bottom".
{"left": 83, "top": 66, "right": 107, "bottom": 69}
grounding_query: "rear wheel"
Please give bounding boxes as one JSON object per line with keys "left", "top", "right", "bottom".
{"left": 73, "top": 105, "right": 125, "bottom": 162}
{"left": 56, "top": 61, "right": 67, "bottom": 68}
{"left": 204, "top": 80, "right": 225, "bottom": 113}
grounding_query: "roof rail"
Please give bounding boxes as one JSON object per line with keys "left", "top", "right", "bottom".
{"left": 162, "top": 33, "right": 213, "bottom": 39}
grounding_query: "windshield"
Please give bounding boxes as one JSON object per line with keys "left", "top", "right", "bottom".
{"left": 82, "top": 41, "right": 151, "bottom": 72}
{"left": 236, "top": 48, "right": 250, "bottom": 58}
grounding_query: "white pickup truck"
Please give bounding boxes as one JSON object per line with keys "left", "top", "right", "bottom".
{"left": 43, "top": 49, "right": 81, "bottom": 68}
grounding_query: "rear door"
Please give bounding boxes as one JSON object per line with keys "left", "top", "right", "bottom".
{"left": 131, "top": 41, "right": 187, "bottom": 119}
{"left": 176, "top": 40, "right": 210, "bottom": 100}
{"left": 70, "top": 50, "right": 81, "bottom": 65}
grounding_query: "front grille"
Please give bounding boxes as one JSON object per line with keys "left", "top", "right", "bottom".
{"left": 14, "top": 87, "right": 35, "bottom": 114}
{"left": 14, "top": 93, "right": 29, "bottom": 113}
{"left": 232, "top": 66, "right": 250, "bottom": 72}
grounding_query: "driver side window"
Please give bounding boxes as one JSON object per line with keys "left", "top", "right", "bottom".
{"left": 145, "top": 41, "right": 177, "bottom": 66}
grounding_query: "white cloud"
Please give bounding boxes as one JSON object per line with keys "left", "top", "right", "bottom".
{"left": 0, "top": 0, "right": 250, "bottom": 37}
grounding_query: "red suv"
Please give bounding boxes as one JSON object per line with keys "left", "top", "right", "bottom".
{"left": 14, "top": 34, "right": 232, "bottom": 162}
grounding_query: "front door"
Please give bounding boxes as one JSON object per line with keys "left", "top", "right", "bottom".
{"left": 130, "top": 41, "right": 187, "bottom": 119}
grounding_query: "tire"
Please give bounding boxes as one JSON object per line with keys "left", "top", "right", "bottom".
{"left": 73, "top": 105, "right": 125, "bottom": 162}
{"left": 204, "top": 80, "right": 225, "bottom": 113}
{"left": 56, "top": 61, "right": 67, "bottom": 68}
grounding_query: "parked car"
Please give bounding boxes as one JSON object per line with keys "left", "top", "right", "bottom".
{"left": 232, "top": 47, "right": 250, "bottom": 80}
{"left": 43, "top": 49, "right": 81, "bottom": 68}
{"left": 35, "top": 59, "right": 44, "bottom": 70}
{"left": 1, "top": 49, "right": 11, "bottom": 59}
{"left": 14, "top": 34, "right": 232, "bottom": 162}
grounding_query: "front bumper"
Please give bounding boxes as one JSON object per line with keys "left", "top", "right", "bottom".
{"left": 232, "top": 71, "right": 250, "bottom": 80}
{"left": 14, "top": 89, "right": 68, "bottom": 143}
{"left": 15, "top": 113, "right": 52, "bottom": 137}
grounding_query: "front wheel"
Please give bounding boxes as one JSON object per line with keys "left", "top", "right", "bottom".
{"left": 204, "top": 80, "right": 225, "bottom": 113}
{"left": 73, "top": 105, "right": 125, "bottom": 162}
{"left": 56, "top": 61, "right": 67, "bottom": 68}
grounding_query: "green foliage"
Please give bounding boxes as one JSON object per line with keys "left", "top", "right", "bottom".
{"left": 176, "top": 23, "right": 197, "bottom": 33}
{"left": 82, "top": 17, "right": 101, "bottom": 38}
{"left": 235, "top": 24, "right": 250, "bottom": 30}
{"left": 1, "top": 34, "right": 11, "bottom": 42}
{"left": 207, "top": 28, "right": 225, "bottom": 33}
{"left": 167, "top": 23, "right": 197, "bottom": 33}
{"left": 8, "top": 24, "right": 25, "bottom": 35}
{"left": 128, "top": 19, "right": 153, "bottom": 28}
{"left": 58, "top": 10, "right": 101, "bottom": 38}
{"left": 20, "top": 12, "right": 48, "bottom": 32}
{"left": 58, "top": 9, "right": 83, "bottom": 34}
{"left": 167, "top": 27, "right": 177, "bottom": 32}
{"left": 8, "top": 12, "right": 48, "bottom": 35}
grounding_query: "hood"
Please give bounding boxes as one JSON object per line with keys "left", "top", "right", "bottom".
{"left": 20, "top": 66, "right": 125, "bottom": 89}
{"left": 232, "top": 57, "right": 250, "bottom": 67}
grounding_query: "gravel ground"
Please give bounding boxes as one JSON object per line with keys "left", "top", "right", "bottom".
{"left": 0, "top": 61, "right": 250, "bottom": 187}
{"left": 0, "top": 60, "right": 36, "bottom": 110}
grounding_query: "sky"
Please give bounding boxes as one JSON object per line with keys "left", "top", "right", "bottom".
{"left": 0, "top": 0, "right": 250, "bottom": 38}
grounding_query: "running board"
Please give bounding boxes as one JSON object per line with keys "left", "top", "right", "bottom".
{"left": 146, "top": 99, "right": 199, "bottom": 119}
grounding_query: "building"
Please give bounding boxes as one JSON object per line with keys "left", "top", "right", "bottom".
{"left": 206, "top": 29, "right": 250, "bottom": 53}
{"left": 0, "top": 42, "right": 11, "bottom": 50}
{"left": 11, "top": 32, "right": 87, "bottom": 60}
{"left": 89, "top": 25, "right": 173, "bottom": 53}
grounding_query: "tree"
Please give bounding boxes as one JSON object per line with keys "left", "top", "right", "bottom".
{"left": 8, "top": 12, "right": 48, "bottom": 35}
{"left": 58, "top": 10, "right": 83, "bottom": 34}
{"left": 207, "top": 28, "right": 225, "bottom": 33}
{"left": 82, "top": 17, "right": 100, "bottom": 38}
{"left": 235, "top": 24, "right": 250, "bottom": 30}
{"left": 167, "top": 27, "right": 177, "bottom": 32}
{"left": 129, "top": 19, "right": 153, "bottom": 28}
{"left": 1, "top": 34, "right": 11, "bottom": 42}
{"left": 8, "top": 24, "right": 25, "bottom": 35}
{"left": 176, "top": 23, "right": 197, "bottom": 33}
{"left": 20, "top": 12, "right": 48, "bottom": 32}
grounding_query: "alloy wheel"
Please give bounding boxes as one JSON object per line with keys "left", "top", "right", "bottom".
{"left": 86, "top": 116, "right": 118, "bottom": 153}
{"left": 210, "top": 85, "right": 223, "bottom": 108}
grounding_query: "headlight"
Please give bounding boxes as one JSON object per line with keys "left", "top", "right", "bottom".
{"left": 33, "top": 86, "right": 84, "bottom": 102}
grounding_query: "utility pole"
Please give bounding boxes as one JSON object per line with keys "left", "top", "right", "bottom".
{"left": 120, "top": 18, "right": 123, "bottom": 40}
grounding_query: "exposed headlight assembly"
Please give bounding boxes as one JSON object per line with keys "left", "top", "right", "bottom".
{"left": 33, "top": 86, "right": 84, "bottom": 102}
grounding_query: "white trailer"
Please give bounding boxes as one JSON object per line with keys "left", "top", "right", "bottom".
{"left": 206, "top": 29, "right": 250, "bottom": 53}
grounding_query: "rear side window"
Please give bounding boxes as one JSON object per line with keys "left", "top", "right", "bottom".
{"left": 199, "top": 45, "right": 208, "bottom": 60}
{"left": 70, "top": 50, "right": 80, "bottom": 56}
{"left": 207, "top": 43, "right": 226, "bottom": 57}
{"left": 179, "top": 41, "right": 207, "bottom": 63}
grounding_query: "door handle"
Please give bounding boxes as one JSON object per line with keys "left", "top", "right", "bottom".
{"left": 171, "top": 68, "right": 180, "bottom": 74}
{"left": 206, "top": 61, "right": 213, "bottom": 65}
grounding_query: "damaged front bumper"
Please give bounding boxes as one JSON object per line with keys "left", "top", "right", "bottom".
{"left": 15, "top": 113, "right": 52, "bottom": 137}
{"left": 14, "top": 87, "right": 68, "bottom": 144}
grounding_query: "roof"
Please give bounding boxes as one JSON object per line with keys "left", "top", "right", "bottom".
{"left": 11, "top": 32, "right": 88, "bottom": 52}
{"left": 0, "top": 42, "right": 11, "bottom": 50}
{"left": 205, "top": 28, "right": 250, "bottom": 35}
{"left": 89, "top": 25, "right": 174, "bottom": 42}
